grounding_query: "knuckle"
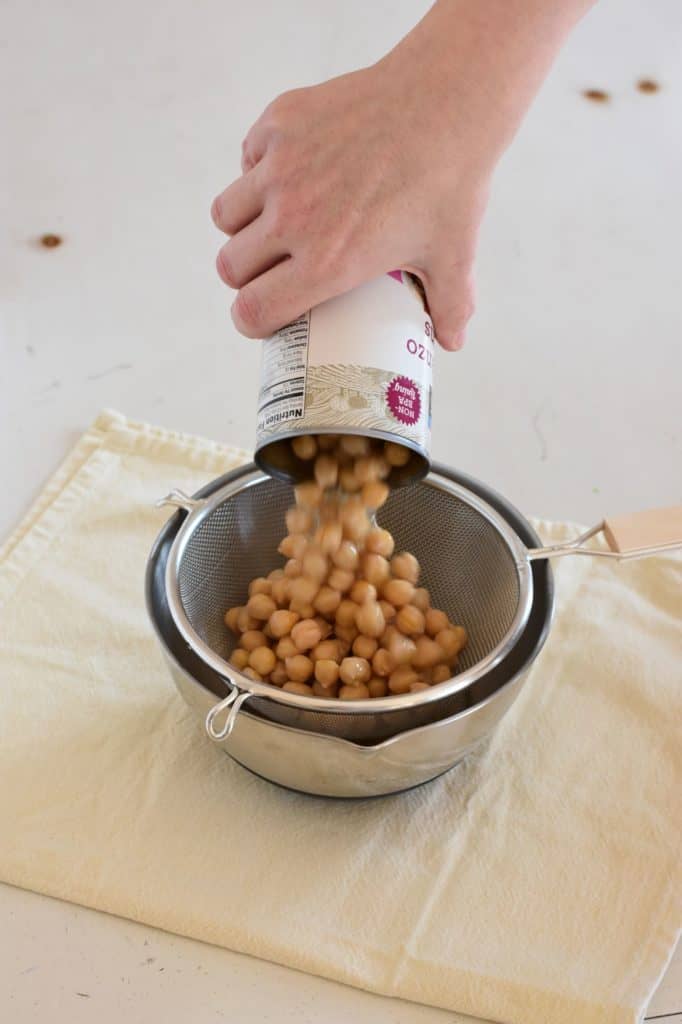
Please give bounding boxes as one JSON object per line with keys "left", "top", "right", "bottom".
{"left": 232, "top": 288, "right": 264, "bottom": 337}
{"left": 217, "top": 248, "right": 239, "bottom": 288}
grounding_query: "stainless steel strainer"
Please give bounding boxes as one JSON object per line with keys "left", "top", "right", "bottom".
{"left": 160, "top": 466, "right": 681, "bottom": 744}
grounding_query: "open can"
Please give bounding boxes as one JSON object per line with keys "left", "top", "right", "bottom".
{"left": 254, "top": 271, "right": 434, "bottom": 485}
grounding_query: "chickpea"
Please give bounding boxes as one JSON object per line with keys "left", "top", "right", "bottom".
{"left": 335, "top": 623, "right": 359, "bottom": 646}
{"left": 294, "top": 481, "right": 323, "bottom": 508}
{"left": 435, "top": 628, "right": 464, "bottom": 661}
{"left": 288, "top": 576, "right": 319, "bottom": 607}
{"left": 246, "top": 593, "right": 277, "bottom": 621}
{"left": 299, "top": 604, "right": 316, "bottom": 619}
{"left": 339, "top": 657, "right": 371, "bottom": 685}
{"left": 311, "top": 639, "right": 343, "bottom": 662}
{"left": 382, "top": 578, "right": 415, "bottom": 607}
{"left": 388, "top": 666, "right": 419, "bottom": 694}
{"left": 341, "top": 500, "right": 370, "bottom": 542}
{"left": 390, "top": 552, "right": 420, "bottom": 584}
{"left": 431, "top": 664, "right": 451, "bottom": 684}
{"left": 291, "top": 618, "right": 324, "bottom": 652}
{"left": 362, "top": 553, "right": 390, "bottom": 588}
{"left": 314, "top": 453, "right": 339, "bottom": 490}
{"left": 314, "top": 659, "right": 340, "bottom": 688}
{"left": 371, "top": 647, "right": 393, "bottom": 678}
{"left": 269, "top": 609, "right": 298, "bottom": 638}
{"left": 249, "top": 646, "right": 276, "bottom": 676}
{"left": 240, "top": 629, "right": 268, "bottom": 652}
{"left": 313, "top": 586, "right": 341, "bottom": 616}
{"left": 229, "top": 648, "right": 249, "bottom": 670}
{"left": 332, "top": 540, "right": 359, "bottom": 571}
{"left": 318, "top": 521, "right": 343, "bottom": 555}
{"left": 268, "top": 568, "right": 285, "bottom": 581}
{"left": 354, "top": 455, "right": 382, "bottom": 484}
{"left": 317, "top": 433, "right": 339, "bottom": 451}
{"left": 283, "top": 681, "right": 314, "bottom": 696}
{"left": 387, "top": 631, "right": 417, "bottom": 666}
{"left": 339, "top": 467, "right": 361, "bottom": 493}
{"left": 291, "top": 434, "right": 318, "bottom": 460}
{"left": 328, "top": 568, "right": 354, "bottom": 593}
{"left": 384, "top": 441, "right": 411, "bottom": 467}
{"left": 278, "top": 533, "right": 307, "bottom": 560}
{"left": 379, "top": 599, "right": 396, "bottom": 623}
{"left": 336, "top": 598, "right": 359, "bottom": 627}
{"left": 396, "top": 605, "right": 426, "bottom": 636}
{"left": 270, "top": 661, "right": 288, "bottom": 686}
{"left": 339, "top": 684, "right": 370, "bottom": 700}
{"left": 412, "top": 636, "right": 444, "bottom": 669}
{"left": 243, "top": 667, "right": 263, "bottom": 682}
{"left": 302, "top": 546, "right": 328, "bottom": 583}
{"left": 368, "top": 678, "right": 388, "bottom": 698}
{"left": 409, "top": 681, "right": 430, "bottom": 693}
{"left": 350, "top": 579, "right": 377, "bottom": 604}
{"left": 248, "top": 577, "right": 272, "bottom": 597}
{"left": 339, "top": 434, "right": 370, "bottom": 457}
{"left": 275, "top": 636, "right": 298, "bottom": 660}
{"left": 224, "top": 606, "right": 241, "bottom": 632}
{"left": 283, "top": 558, "right": 302, "bottom": 580}
{"left": 365, "top": 528, "right": 394, "bottom": 558}
{"left": 313, "top": 679, "right": 339, "bottom": 699}
{"left": 353, "top": 635, "right": 378, "bottom": 660}
{"left": 362, "top": 480, "right": 389, "bottom": 510}
{"left": 313, "top": 616, "right": 333, "bottom": 640}
{"left": 286, "top": 506, "right": 313, "bottom": 535}
{"left": 413, "top": 587, "right": 431, "bottom": 612}
{"left": 453, "top": 625, "right": 468, "bottom": 649}
{"left": 271, "top": 578, "right": 291, "bottom": 606}
{"left": 425, "top": 608, "right": 449, "bottom": 637}
{"left": 237, "top": 608, "right": 260, "bottom": 633}
{"left": 355, "top": 600, "right": 386, "bottom": 638}
{"left": 285, "top": 654, "right": 314, "bottom": 682}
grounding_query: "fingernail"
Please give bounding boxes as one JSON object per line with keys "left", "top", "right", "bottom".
{"left": 210, "top": 196, "right": 221, "bottom": 224}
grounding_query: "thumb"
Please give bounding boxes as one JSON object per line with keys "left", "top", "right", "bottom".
{"left": 421, "top": 263, "right": 476, "bottom": 351}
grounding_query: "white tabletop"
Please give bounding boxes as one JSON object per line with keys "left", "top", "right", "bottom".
{"left": 1, "top": 0, "right": 680, "bottom": 1019}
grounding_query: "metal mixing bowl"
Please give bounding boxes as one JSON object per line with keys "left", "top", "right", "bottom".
{"left": 146, "top": 464, "right": 554, "bottom": 798}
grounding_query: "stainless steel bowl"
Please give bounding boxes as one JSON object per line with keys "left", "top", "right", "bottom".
{"left": 146, "top": 464, "right": 554, "bottom": 798}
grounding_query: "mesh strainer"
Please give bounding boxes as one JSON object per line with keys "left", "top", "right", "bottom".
{"left": 161, "top": 466, "right": 681, "bottom": 744}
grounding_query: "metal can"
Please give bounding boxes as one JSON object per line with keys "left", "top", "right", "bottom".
{"left": 254, "top": 270, "right": 434, "bottom": 484}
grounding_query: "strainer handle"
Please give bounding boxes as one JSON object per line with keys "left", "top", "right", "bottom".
{"left": 205, "top": 688, "right": 253, "bottom": 742}
{"left": 527, "top": 507, "right": 682, "bottom": 562}
{"left": 156, "top": 489, "right": 202, "bottom": 512}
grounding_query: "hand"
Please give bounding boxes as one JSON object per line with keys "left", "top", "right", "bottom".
{"left": 212, "top": 0, "right": 594, "bottom": 349}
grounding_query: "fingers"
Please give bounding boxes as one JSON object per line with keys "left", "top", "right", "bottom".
{"left": 216, "top": 218, "right": 289, "bottom": 290}
{"left": 211, "top": 167, "right": 263, "bottom": 235}
{"left": 241, "top": 118, "right": 270, "bottom": 173}
{"left": 420, "top": 263, "right": 476, "bottom": 351}
{"left": 231, "top": 259, "right": 332, "bottom": 339}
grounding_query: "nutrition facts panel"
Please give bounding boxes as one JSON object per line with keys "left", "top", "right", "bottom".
{"left": 257, "top": 314, "right": 310, "bottom": 434}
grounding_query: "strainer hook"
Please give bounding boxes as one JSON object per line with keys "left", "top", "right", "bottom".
{"left": 206, "top": 688, "right": 254, "bottom": 742}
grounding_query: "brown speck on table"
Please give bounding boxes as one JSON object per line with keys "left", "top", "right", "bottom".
{"left": 39, "top": 233, "right": 63, "bottom": 248}
{"left": 637, "top": 79, "right": 660, "bottom": 93}
{"left": 582, "top": 89, "right": 610, "bottom": 103}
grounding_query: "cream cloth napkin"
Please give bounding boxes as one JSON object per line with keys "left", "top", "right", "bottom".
{"left": 0, "top": 410, "right": 680, "bottom": 1024}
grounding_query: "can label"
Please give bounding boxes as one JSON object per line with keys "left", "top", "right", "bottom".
{"left": 256, "top": 272, "right": 433, "bottom": 453}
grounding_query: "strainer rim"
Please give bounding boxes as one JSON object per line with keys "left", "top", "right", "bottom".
{"left": 164, "top": 467, "right": 534, "bottom": 715}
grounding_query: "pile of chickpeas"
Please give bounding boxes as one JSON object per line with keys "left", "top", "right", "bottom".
{"left": 224, "top": 434, "right": 467, "bottom": 701}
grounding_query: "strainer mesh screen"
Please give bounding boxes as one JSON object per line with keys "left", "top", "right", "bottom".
{"left": 175, "top": 476, "right": 522, "bottom": 742}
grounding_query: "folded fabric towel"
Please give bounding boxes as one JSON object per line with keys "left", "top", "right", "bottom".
{"left": 0, "top": 410, "right": 679, "bottom": 1024}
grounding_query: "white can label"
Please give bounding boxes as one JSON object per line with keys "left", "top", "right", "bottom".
{"left": 257, "top": 272, "right": 433, "bottom": 454}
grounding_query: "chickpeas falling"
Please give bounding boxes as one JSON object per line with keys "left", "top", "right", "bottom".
{"left": 224, "top": 434, "right": 468, "bottom": 699}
